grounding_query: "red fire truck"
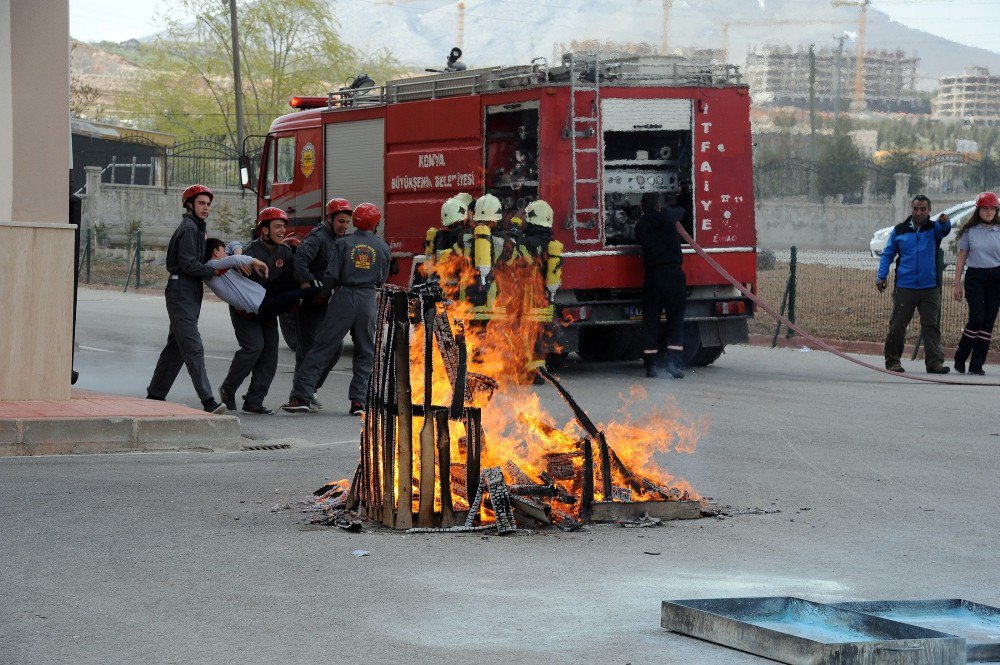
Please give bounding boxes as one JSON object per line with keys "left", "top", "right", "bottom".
{"left": 241, "top": 53, "right": 756, "bottom": 366}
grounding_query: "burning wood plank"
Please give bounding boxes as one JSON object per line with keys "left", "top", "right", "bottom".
{"left": 393, "top": 294, "right": 414, "bottom": 530}
{"left": 436, "top": 410, "right": 456, "bottom": 528}
{"left": 417, "top": 303, "right": 436, "bottom": 527}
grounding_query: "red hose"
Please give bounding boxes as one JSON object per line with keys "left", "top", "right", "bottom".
{"left": 677, "top": 222, "right": 1000, "bottom": 386}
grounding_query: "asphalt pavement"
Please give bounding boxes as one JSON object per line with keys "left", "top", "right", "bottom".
{"left": 2, "top": 287, "right": 999, "bottom": 664}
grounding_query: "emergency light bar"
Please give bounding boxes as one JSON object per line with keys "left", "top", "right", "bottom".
{"left": 289, "top": 96, "right": 327, "bottom": 109}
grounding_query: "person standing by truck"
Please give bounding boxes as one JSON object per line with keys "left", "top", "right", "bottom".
{"left": 635, "top": 192, "right": 686, "bottom": 379}
{"left": 283, "top": 203, "right": 391, "bottom": 416}
{"left": 951, "top": 191, "right": 1000, "bottom": 375}
{"left": 876, "top": 194, "right": 951, "bottom": 374}
{"left": 218, "top": 207, "right": 297, "bottom": 414}
{"left": 292, "top": 198, "right": 352, "bottom": 409}
{"left": 146, "top": 184, "right": 227, "bottom": 413}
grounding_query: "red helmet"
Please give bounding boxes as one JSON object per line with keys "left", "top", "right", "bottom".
{"left": 976, "top": 191, "right": 1000, "bottom": 209}
{"left": 256, "top": 206, "right": 289, "bottom": 235}
{"left": 326, "top": 197, "right": 352, "bottom": 216}
{"left": 181, "top": 184, "right": 214, "bottom": 205}
{"left": 352, "top": 203, "right": 382, "bottom": 231}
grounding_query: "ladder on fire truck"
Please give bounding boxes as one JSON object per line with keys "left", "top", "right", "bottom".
{"left": 565, "top": 53, "right": 603, "bottom": 245}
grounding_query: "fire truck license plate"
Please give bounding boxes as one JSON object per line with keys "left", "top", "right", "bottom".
{"left": 625, "top": 306, "right": 642, "bottom": 320}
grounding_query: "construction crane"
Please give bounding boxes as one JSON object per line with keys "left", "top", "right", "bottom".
{"left": 831, "top": 0, "right": 870, "bottom": 111}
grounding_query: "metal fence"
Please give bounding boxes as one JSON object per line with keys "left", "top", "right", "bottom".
{"left": 750, "top": 247, "right": 999, "bottom": 352}
{"left": 82, "top": 138, "right": 255, "bottom": 192}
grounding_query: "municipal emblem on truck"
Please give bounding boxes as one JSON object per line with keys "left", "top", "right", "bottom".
{"left": 300, "top": 142, "right": 316, "bottom": 178}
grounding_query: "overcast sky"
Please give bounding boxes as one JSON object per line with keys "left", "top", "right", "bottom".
{"left": 68, "top": 0, "right": 999, "bottom": 55}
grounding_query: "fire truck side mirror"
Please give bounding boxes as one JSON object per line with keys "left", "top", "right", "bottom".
{"left": 239, "top": 155, "right": 252, "bottom": 189}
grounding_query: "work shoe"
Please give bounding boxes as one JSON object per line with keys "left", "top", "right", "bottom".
{"left": 202, "top": 399, "right": 227, "bottom": 415}
{"left": 146, "top": 394, "right": 165, "bottom": 401}
{"left": 662, "top": 358, "right": 686, "bottom": 379}
{"left": 643, "top": 358, "right": 658, "bottom": 379}
{"left": 926, "top": 365, "right": 950, "bottom": 375}
{"left": 349, "top": 401, "right": 365, "bottom": 416}
{"left": 954, "top": 359, "right": 966, "bottom": 374}
{"left": 281, "top": 398, "right": 313, "bottom": 414}
{"left": 241, "top": 403, "right": 275, "bottom": 415}
{"left": 310, "top": 394, "right": 324, "bottom": 411}
{"left": 970, "top": 367, "right": 986, "bottom": 376}
{"left": 885, "top": 362, "right": 905, "bottom": 373}
{"left": 219, "top": 386, "right": 236, "bottom": 411}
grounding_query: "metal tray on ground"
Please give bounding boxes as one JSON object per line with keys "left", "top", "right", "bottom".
{"left": 661, "top": 596, "right": 966, "bottom": 664}
{"left": 836, "top": 600, "right": 1000, "bottom": 662}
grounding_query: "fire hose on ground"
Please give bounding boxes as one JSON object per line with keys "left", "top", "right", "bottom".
{"left": 676, "top": 222, "right": 1000, "bottom": 387}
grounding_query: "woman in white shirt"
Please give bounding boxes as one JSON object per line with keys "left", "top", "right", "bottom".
{"left": 952, "top": 191, "right": 1000, "bottom": 375}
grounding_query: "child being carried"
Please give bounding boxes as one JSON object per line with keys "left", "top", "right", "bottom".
{"left": 204, "top": 238, "right": 319, "bottom": 317}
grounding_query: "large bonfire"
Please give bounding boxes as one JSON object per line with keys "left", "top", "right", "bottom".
{"left": 310, "top": 254, "right": 708, "bottom": 531}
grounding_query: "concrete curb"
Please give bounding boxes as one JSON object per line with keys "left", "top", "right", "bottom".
{"left": 0, "top": 415, "right": 242, "bottom": 457}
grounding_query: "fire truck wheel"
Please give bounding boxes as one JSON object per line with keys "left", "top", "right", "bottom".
{"left": 682, "top": 322, "right": 724, "bottom": 367}
{"left": 577, "top": 326, "right": 641, "bottom": 362}
{"left": 278, "top": 312, "right": 298, "bottom": 351}
{"left": 545, "top": 352, "right": 568, "bottom": 371}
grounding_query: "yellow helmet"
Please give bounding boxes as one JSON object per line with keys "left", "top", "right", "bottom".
{"left": 440, "top": 197, "right": 467, "bottom": 227}
{"left": 473, "top": 194, "right": 503, "bottom": 222}
{"left": 525, "top": 199, "right": 554, "bottom": 228}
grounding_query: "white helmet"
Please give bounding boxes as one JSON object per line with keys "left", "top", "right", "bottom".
{"left": 454, "top": 192, "right": 474, "bottom": 208}
{"left": 473, "top": 194, "right": 503, "bottom": 222}
{"left": 524, "top": 199, "right": 554, "bottom": 228}
{"left": 440, "top": 197, "right": 467, "bottom": 227}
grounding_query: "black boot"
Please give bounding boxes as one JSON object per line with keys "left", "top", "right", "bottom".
{"left": 642, "top": 354, "right": 658, "bottom": 378}
{"left": 662, "top": 351, "right": 686, "bottom": 379}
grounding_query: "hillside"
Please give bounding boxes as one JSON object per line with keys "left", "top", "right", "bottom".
{"left": 325, "top": 0, "right": 1000, "bottom": 89}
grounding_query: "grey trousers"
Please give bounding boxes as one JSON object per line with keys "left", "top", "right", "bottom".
{"left": 222, "top": 309, "right": 279, "bottom": 408}
{"left": 295, "top": 302, "right": 337, "bottom": 390}
{"left": 884, "top": 286, "right": 944, "bottom": 368}
{"left": 291, "top": 287, "right": 376, "bottom": 405}
{"left": 147, "top": 278, "right": 213, "bottom": 401}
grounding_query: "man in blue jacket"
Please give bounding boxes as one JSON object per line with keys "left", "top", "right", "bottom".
{"left": 876, "top": 195, "right": 952, "bottom": 373}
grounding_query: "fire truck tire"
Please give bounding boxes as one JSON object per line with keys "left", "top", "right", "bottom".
{"left": 682, "top": 322, "right": 724, "bottom": 367}
{"left": 278, "top": 312, "right": 298, "bottom": 352}
{"left": 577, "top": 326, "right": 642, "bottom": 362}
{"left": 545, "top": 352, "right": 568, "bottom": 370}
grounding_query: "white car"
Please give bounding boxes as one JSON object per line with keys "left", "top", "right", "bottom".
{"left": 869, "top": 199, "right": 977, "bottom": 258}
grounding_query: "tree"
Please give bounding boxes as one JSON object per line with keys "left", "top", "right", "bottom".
{"left": 815, "top": 133, "right": 865, "bottom": 201}
{"left": 120, "top": 0, "right": 405, "bottom": 147}
{"left": 872, "top": 150, "right": 924, "bottom": 198}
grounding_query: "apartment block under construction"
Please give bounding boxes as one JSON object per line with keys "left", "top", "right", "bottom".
{"left": 745, "top": 45, "right": 926, "bottom": 114}
{"left": 935, "top": 67, "right": 1000, "bottom": 126}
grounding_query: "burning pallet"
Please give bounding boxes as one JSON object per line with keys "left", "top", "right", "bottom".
{"left": 327, "top": 285, "right": 700, "bottom": 533}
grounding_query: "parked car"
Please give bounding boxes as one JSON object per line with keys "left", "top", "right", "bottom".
{"left": 869, "top": 199, "right": 978, "bottom": 259}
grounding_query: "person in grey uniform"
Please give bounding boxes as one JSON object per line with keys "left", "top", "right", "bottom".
{"left": 282, "top": 203, "right": 391, "bottom": 415}
{"left": 218, "top": 207, "right": 298, "bottom": 414}
{"left": 292, "top": 197, "right": 353, "bottom": 408}
{"left": 147, "top": 184, "right": 226, "bottom": 413}
{"left": 952, "top": 191, "right": 1000, "bottom": 375}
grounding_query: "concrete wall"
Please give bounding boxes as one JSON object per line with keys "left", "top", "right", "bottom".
{"left": 0, "top": 0, "right": 75, "bottom": 401}
{"left": 756, "top": 191, "right": 977, "bottom": 250}
{"left": 80, "top": 167, "right": 258, "bottom": 246}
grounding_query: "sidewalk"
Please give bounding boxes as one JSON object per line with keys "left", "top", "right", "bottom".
{"left": 0, "top": 388, "right": 241, "bottom": 456}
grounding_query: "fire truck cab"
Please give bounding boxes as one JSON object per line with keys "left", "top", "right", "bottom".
{"left": 244, "top": 53, "right": 756, "bottom": 366}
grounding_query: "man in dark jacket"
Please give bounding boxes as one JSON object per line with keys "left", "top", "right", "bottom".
{"left": 283, "top": 203, "right": 391, "bottom": 415}
{"left": 635, "top": 192, "right": 686, "bottom": 379}
{"left": 147, "top": 184, "right": 226, "bottom": 412}
{"left": 291, "top": 198, "right": 352, "bottom": 408}
{"left": 876, "top": 194, "right": 952, "bottom": 373}
{"left": 218, "top": 207, "right": 297, "bottom": 414}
